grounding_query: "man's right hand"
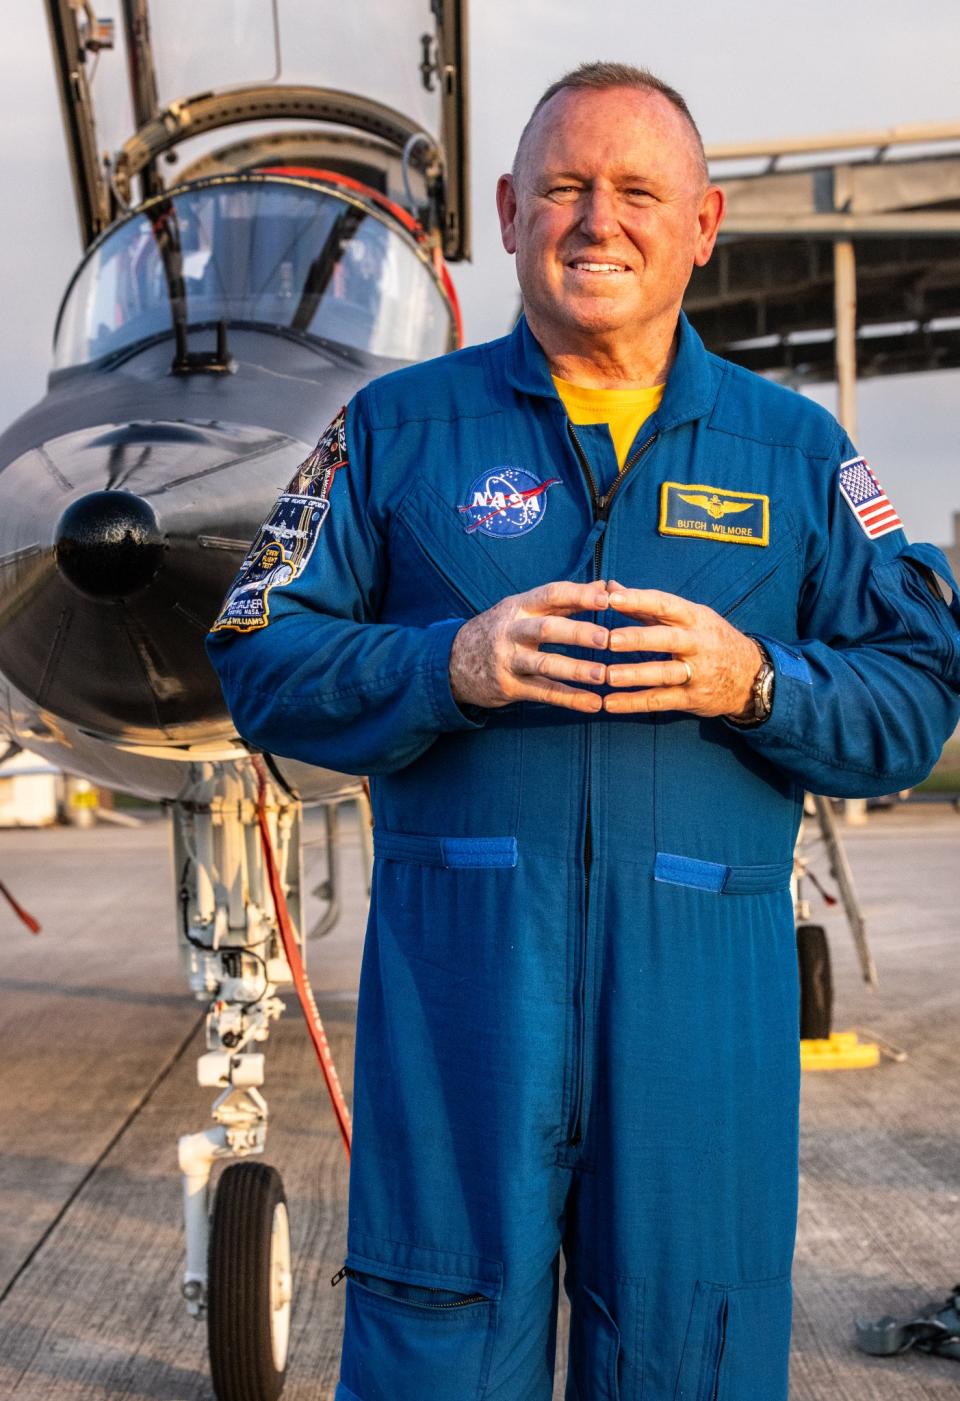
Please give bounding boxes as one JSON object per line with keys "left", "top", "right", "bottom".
{"left": 449, "top": 581, "right": 611, "bottom": 712}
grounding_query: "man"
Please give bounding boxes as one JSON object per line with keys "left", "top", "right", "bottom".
{"left": 208, "top": 63, "right": 960, "bottom": 1401}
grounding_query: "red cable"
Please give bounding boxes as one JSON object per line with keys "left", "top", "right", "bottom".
{"left": 0, "top": 880, "right": 41, "bottom": 934}
{"left": 252, "top": 758, "right": 352, "bottom": 1157}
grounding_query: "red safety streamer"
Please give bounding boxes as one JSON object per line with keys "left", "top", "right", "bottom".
{"left": 253, "top": 758, "right": 352, "bottom": 1157}
{"left": 0, "top": 880, "right": 41, "bottom": 934}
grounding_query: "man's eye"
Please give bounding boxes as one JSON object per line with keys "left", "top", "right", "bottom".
{"left": 548, "top": 185, "right": 579, "bottom": 197}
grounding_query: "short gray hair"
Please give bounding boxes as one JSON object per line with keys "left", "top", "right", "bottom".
{"left": 512, "top": 61, "right": 708, "bottom": 183}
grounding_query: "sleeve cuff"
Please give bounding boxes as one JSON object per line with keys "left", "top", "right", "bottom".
{"left": 424, "top": 618, "right": 489, "bottom": 733}
{"left": 721, "top": 634, "right": 807, "bottom": 744}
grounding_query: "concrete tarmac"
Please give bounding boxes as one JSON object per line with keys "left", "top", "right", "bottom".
{"left": 0, "top": 801, "right": 958, "bottom": 1399}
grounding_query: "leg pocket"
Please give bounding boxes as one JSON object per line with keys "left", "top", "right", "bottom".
{"left": 568, "top": 1286, "right": 622, "bottom": 1401}
{"left": 674, "top": 1277, "right": 791, "bottom": 1401}
{"left": 715, "top": 1276, "right": 791, "bottom": 1401}
{"left": 674, "top": 1282, "right": 726, "bottom": 1401}
{"left": 339, "top": 1253, "right": 500, "bottom": 1401}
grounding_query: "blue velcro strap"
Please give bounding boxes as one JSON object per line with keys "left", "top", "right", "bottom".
{"left": 766, "top": 640, "right": 813, "bottom": 685}
{"left": 655, "top": 851, "right": 793, "bottom": 894}
{"left": 655, "top": 852, "right": 727, "bottom": 891}
{"left": 375, "top": 831, "right": 518, "bottom": 869}
{"left": 442, "top": 837, "right": 518, "bottom": 868}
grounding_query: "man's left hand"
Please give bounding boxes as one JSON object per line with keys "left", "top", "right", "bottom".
{"left": 603, "top": 582, "right": 761, "bottom": 718}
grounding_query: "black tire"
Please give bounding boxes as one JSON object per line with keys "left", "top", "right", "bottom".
{"left": 797, "top": 923, "right": 833, "bottom": 1041}
{"left": 208, "top": 1161, "right": 291, "bottom": 1401}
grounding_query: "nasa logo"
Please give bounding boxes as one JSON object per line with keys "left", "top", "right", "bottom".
{"left": 458, "top": 467, "right": 560, "bottom": 538}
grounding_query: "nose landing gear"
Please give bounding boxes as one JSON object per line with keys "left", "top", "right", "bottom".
{"left": 173, "top": 763, "right": 301, "bottom": 1400}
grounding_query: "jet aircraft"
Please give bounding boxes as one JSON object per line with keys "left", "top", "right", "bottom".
{"left": 0, "top": 2, "right": 469, "bottom": 1397}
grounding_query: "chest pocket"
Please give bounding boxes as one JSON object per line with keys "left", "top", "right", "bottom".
{"left": 662, "top": 507, "right": 802, "bottom": 629}
{"left": 392, "top": 472, "right": 588, "bottom": 619}
{"left": 392, "top": 477, "right": 509, "bottom": 616}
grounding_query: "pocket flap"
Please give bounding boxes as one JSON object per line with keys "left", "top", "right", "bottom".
{"left": 667, "top": 515, "right": 800, "bottom": 620}
{"left": 346, "top": 1235, "right": 503, "bottom": 1300}
{"left": 395, "top": 477, "right": 516, "bottom": 616}
{"left": 655, "top": 852, "right": 793, "bottom": 894}
{"left": 897, "top": 542, "right": 960, "bottom": 609}
{"left": 572, "top": 1286, "right": 622, "bottom": 1401}
{"left": 375, "top": 831, "right": 518, "bottom": 869}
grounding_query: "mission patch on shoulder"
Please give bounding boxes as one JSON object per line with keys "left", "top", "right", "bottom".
{"left": 211, "top": 407, "right": 347, "bottom": 633}
{"left": 659, "top": 481, "right": 769, "bottom": 547}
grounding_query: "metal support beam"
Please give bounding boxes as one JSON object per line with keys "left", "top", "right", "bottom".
{"left": 119, "top": 0, "right": 163, "bottom": 203}
{"left": 43, "top": 0, "right": 112, "bottom": 246}
{"left": 719, "top": 212, "right": 960, "bottom": 236}
{"left": 832, "top": 233, "right": 869, "bottom": 826}
{"left": 706, "top": 119, "right": 960, "bottom": 165}
{"left": 834, "top": 239, "right": 859, "bottom": 445}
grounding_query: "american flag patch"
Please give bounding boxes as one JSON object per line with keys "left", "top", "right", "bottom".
{"left": 837, "top": 456, "right": 903, "bottom": 539}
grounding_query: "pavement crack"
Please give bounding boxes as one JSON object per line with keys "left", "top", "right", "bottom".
{"left": 0, "top": 1010, "right": 205, "bottom": 1308}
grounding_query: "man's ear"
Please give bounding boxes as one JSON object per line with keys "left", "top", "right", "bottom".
{"left": 694, "top": 185, "right": 726, "bottom": 268}
{"left": 496, "top": 174, "right": 519, "bottom": 255}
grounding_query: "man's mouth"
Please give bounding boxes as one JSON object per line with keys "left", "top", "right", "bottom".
{"left": 567, "top": 259, "right": 631, "bottom": 274}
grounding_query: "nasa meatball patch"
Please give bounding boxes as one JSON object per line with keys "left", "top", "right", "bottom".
{"left": 458, "top": 467, "right": 560, "bottom": 538}
{"left": 211, "top": 408, "right": 347, "bottom": 633}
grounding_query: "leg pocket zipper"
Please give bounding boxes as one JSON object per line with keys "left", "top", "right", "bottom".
{"left": 335, "top": 1265, "right": 488, "bottom": 1309}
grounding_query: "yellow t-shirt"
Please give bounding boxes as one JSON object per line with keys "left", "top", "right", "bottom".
{"left": 552, "top": 376, "right": 665, "bottom": 471}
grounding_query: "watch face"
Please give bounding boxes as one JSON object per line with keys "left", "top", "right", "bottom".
{"left": 758, "top": 666, "right": 775, "bottom": 715}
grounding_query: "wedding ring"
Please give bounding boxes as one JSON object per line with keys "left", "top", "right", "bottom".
{"left": 680, "top": 660, "right": 693, "bottom": 685}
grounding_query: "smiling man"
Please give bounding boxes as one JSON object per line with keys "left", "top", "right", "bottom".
{"left": 208, "top": 63, "right": 960, "bottom": 1400}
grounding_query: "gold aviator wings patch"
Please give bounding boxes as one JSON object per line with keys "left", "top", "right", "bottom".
{"left": 659, "top": 482, "right": 769, "bottom": 546}
{"left": 677, "top": 492, "right": 754, "bottom": 520}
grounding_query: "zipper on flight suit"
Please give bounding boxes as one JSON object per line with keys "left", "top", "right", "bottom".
{"left": 564, "top": 422, "right": 659, "bottom": 1147}
{"left": 331, "top": 1266, "right": 487, "bottom": 1308}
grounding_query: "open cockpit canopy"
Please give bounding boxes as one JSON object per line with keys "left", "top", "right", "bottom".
{"left": 45, "top": 0, "right": 469, "bottom": 258}
{"left": 53, "top": 174, "right": 458, "bottom": 372}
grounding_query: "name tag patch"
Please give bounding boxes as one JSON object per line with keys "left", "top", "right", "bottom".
{"left": 659, "top": 482, "right": 769, "bottom": 547}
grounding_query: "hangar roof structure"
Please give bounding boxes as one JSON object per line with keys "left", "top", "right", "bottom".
{"left": 687, "top": 123, "right": 960, "bottom": 390}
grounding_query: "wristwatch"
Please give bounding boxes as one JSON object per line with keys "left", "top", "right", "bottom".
{"left": 729, "top": 639, "right": 775, "bottom": 727}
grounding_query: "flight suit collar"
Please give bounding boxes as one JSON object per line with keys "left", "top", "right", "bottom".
{"left": 503, "top": 310, "right": 719, "bottom": 430}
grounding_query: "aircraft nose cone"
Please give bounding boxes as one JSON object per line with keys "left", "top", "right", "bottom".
{"left": 54, "top": 491, "right": 166, "bottom": 599}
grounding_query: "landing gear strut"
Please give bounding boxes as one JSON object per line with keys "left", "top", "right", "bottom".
{"left": 172, "top": 761, "right": 302, "bottom": 1399}
{"left": 170, "top": 757, "right": 356, "bottom": 1398}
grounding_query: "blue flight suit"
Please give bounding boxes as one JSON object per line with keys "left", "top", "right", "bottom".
{"left": 207, "top": 314, "right": 960, "bottom": 1400}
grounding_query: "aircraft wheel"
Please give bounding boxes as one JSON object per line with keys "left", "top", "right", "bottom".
{"left": 797, "top": 923, "right": 833, "bottom": 1040}
{"left": 208, "top": 1161, "right": 291, "bottom": 1401}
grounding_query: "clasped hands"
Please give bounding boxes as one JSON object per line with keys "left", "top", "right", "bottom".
{"left": 449, "top": 579, "right": 761, "bottom": 719}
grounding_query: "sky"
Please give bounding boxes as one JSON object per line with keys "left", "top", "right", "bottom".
{"left": 1, "top": 0, "right": 958, "bottom": 545}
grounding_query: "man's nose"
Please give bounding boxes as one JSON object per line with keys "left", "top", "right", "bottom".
{"left": 578, "top": 187, "right": 621, "bottom": 242}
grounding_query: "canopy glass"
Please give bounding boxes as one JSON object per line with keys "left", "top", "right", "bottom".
{"left": 54, "top": 178, "right": 453, "bottom": 370}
